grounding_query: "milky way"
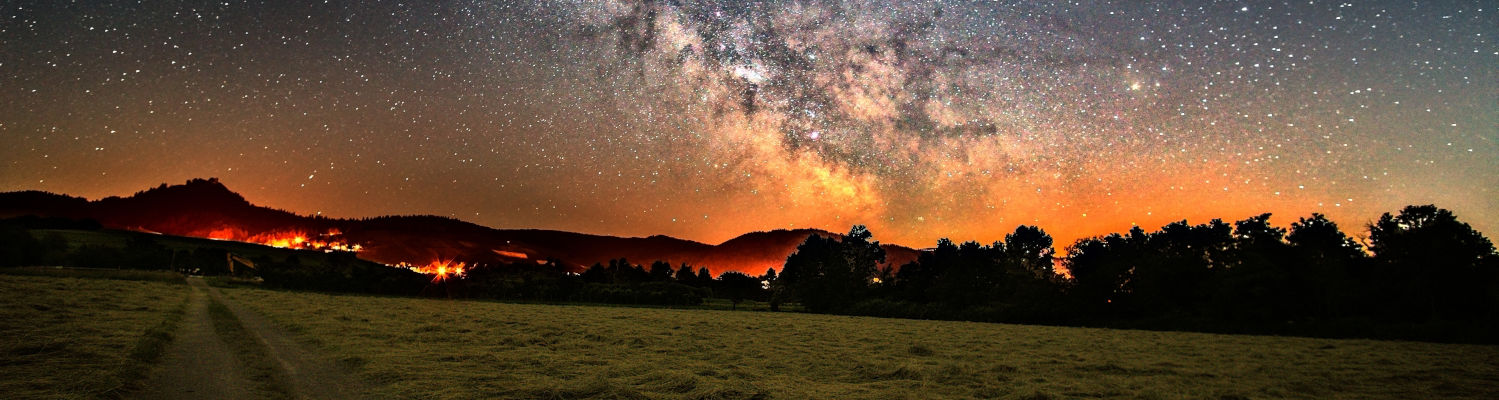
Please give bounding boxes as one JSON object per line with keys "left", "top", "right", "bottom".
{"left": 2, "top": 1, "right": 1495, "bottom": 247}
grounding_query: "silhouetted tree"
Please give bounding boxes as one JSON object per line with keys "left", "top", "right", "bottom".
{"left": 1131, "top": 219, "right": 1232, "bottom": 317}
{"left": 582, "top": 262, "right": 609, "bottom": 283}
{"left": 1212, "top": 213, "right": 1298, "bottom": 323}
{"left": 1000, "top": 225, "right": 1063, "bottom": 319}
{"left": 1065, "top": 227, "right": 1149, "bottom": 314}
{"left": 928, "top": 240, "right": 1002, "bottom": 308}
{"left": 1368, "top": 205, "right": 1497, "bottom": 320}
{"left": 779, "top": 226, "right": 886, "bottom": 312}
{"left": 649, "top": 260, "right": 675, "bottom": 281}
{"left": 716, "top": 271, "right": 763, "bottom": 310}
{"left": 675, "top": 264, "right": 696, "bottom": 283}
{"left": 1005, "top": 225, "right": 1055, "bottom": 279}
{"left": 778, "top": 234, "right": 838, "bottom": 311}
{"left": 893, "top": 238, "right": 955, "bottom": 303}
{"left": 1288, "top": 213, "right": 1365, "bottom": 261}
{"left": 842, "top": 225, "right": 887, "bottom": 286}
{"left": 604, "top": 258, "right": 648, "bottom": 283}
{"left": 1287, "top": 213, "right": 1366, "bottom": 318}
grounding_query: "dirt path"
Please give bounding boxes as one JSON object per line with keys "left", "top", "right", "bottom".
{"left": 201, "top": 280, "right": 368, "bottom": 399}
{"left": 136, "top": 278, "right": 367, "bottom": 399}
{"left": 134, "top": 279, "right": 259, "bottom": 399}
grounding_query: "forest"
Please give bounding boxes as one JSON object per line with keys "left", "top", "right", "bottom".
{"left": 773, "top": 205, "right": 1499, "bottom": 342}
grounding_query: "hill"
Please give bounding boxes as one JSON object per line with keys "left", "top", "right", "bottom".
{"left": 0, "top": 178, "right": 920, "bottom": 275}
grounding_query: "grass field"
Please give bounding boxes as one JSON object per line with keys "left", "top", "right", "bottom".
{"left": 0, "top": 271, "right": 188, "bottom": 399}
{"left": 0, "top": 266, "right": 191, "bottom": 284}
{"left": 219, "top": 287, "right": 1499, "bottom": 399}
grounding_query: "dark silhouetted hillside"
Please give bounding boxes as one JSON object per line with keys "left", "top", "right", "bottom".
{"left": 0, "top": 178, "right": 921, "bottom": 275}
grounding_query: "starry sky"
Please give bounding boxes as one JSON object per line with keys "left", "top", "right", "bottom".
{"left": 2, "top": 0, "right": 1495, "bottom": 248}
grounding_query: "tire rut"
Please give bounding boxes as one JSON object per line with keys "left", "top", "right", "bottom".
{"left": 134, "top": 280, "right": 262, "bottom": 399}
{"left": 136, "top": 278, "right": 368, "bottom": 399}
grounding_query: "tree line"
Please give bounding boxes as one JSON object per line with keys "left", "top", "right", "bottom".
{"left": 460, "top": 258, "right": 769, "bottom": 308}
{"left": 770, "top": 205, "right": 1498, "bottom": 342}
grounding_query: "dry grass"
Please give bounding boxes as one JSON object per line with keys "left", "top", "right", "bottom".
{"left": 220, "top": 288, "right": 1499, "bottom": 399}
{"left": 0, "top": 266, "right": 188, "bottom": 284}
{"left": 0, "top": 274, "right": 189, "bottom": 399}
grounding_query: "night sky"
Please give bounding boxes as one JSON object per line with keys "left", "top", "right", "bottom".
{"left": 2, "top": 1, "right": 1495, "bottom": 248}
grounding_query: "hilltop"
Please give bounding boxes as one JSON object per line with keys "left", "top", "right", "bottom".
{"left": 0, "top": 178, "right": 919, "bottom": 275}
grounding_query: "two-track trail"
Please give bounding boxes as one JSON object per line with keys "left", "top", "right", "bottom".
{"left": 134, "top": 277, "right": 366, "bottom": 399}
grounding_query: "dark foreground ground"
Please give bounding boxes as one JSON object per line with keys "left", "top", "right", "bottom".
{"left": 4, "top": 270, "right": 1498, "bottom": 399}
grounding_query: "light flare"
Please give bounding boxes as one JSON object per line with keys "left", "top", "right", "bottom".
{"left": 408, "top": 259, "right": 468, "bottom": 283}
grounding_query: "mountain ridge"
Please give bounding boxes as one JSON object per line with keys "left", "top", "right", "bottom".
{"left": 0, "top": 178, "right": 920, "bottom": 275}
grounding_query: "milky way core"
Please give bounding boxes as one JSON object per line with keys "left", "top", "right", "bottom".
{"left": 2, "top": 1, "right": 1495, "bottom": 247}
